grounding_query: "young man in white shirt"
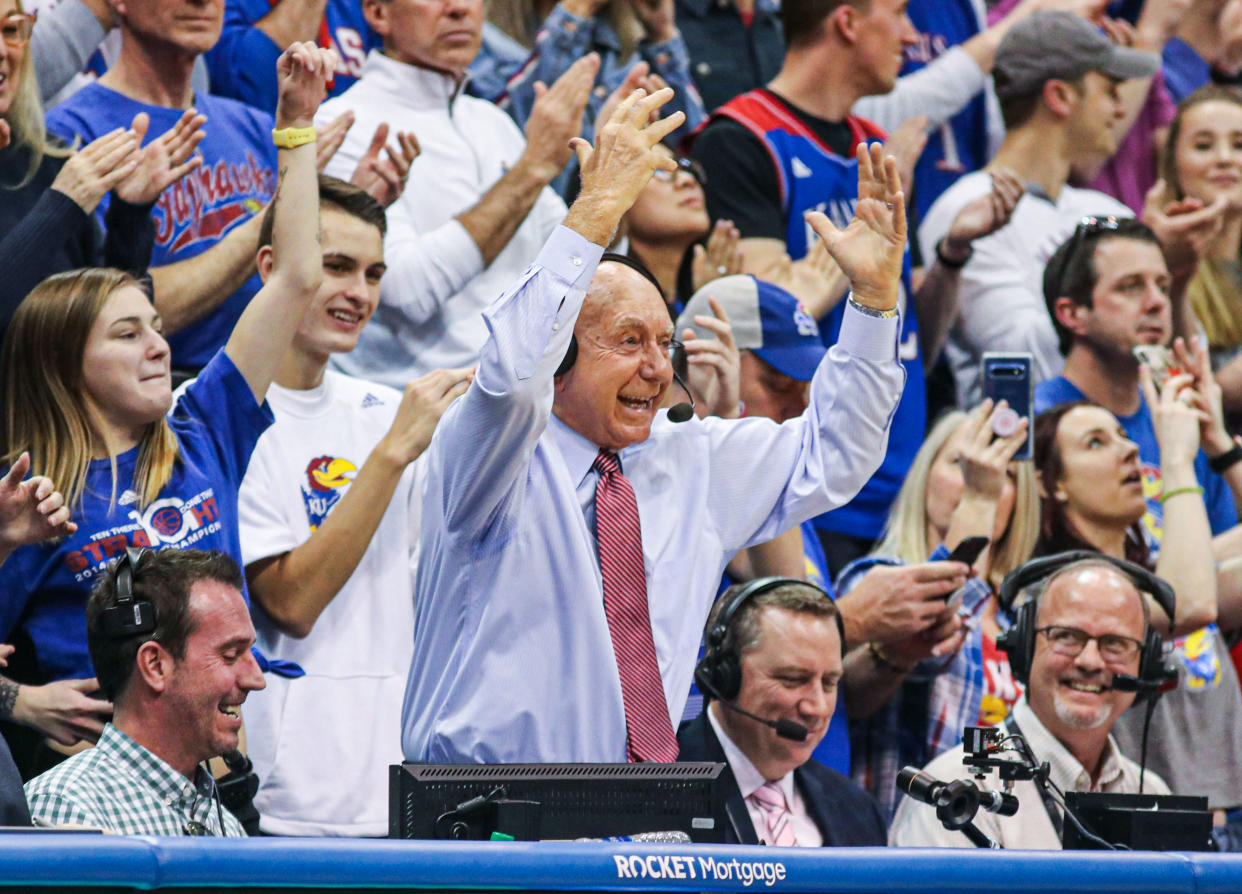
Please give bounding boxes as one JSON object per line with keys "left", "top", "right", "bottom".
{"left": 237, "top": 175, "right": 472, "bottom": 836}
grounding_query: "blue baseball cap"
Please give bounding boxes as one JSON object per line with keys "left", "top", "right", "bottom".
{"left": 676, "top": 275, "right": 826, "bottom": 382}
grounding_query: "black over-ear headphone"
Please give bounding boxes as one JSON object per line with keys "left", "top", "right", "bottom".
{"left": 99, "top": 547, "right": 157, "bottom": 640}
{"left": 996, "top": 551, "right": 1176, "bottom": 700}
{"left": 554, "top": 252, "right": 687, "bottom": 378}
{"left": 695, "top": 576, "right": 845, "bottom": 703}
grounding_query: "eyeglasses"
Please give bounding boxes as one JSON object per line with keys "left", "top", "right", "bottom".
{"left": 1046, "top": 215, "right": 1122, "bottom": 301}
{"left": 651, "top": 157, "right": 707, "bottom": 187}
{"left": 1036, "top": 625, "right": 1143, "bottom": 662}
{"left": 608, "top": 335, "right": 684, "bottom": 360}
{"left": 1, "top": 12, "right": 36, "bottom": 48}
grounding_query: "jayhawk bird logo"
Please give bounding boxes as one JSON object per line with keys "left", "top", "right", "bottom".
{"left": 300, "top": 455, "right": 357, "bottom": 531}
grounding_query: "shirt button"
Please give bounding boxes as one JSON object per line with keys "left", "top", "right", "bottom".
{"left": 572, "top": 256, "right": 582, "bottom": 266}
{"left": 695, "top": 62, "right": 712, "bottom": 78}
{"left": 552, "top": 323, "right": 560, "bottom": 331}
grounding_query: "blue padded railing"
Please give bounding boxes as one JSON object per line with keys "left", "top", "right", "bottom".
{"left": 2, "top": 837, "right": 1242, "bottom": 891}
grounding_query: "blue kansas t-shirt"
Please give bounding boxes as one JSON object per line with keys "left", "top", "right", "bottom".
{"left": 0, "top": 351, "right": 273, "bottom": 683}
{"left": 1035, "top": 376, "right": 1237, "bottom": 538}
{"left": 46, "top": 86, "right": 277, "bottom": 370}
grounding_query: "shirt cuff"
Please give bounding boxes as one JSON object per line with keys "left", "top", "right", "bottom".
{"left": 838, "top": 299, "right": 901, "bottom": 363}
{"left": 537, "top": 225, "right": 605, "bottom": 291}
{"left": 641, "top": 33, "right": 691, "bottom": 73}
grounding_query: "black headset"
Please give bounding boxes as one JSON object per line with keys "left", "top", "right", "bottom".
{"left": 694, "top": 577, "right": 844, "bottom": 703}
{"left": 996, "top": 551, "right": 1176, "bottom": 700}
{"left": 99, "top": 547, "right": 157, "bottom": 640}
{"left": 554, "top": 252, "right": 687, "bottom": 378}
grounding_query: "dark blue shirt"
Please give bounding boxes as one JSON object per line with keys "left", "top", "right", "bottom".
{"left": 46, "top": 85, "right": 277, "bottom": 370}
{"left": 0, "top": 352, "right": 272, "bottom": 682}
{"left": 1035, "top": 376, "right": 1238, "bottom": 539}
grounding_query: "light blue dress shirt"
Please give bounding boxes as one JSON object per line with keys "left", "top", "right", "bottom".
{"left": 402, "top": 225, "right": 906, "bottom": 763}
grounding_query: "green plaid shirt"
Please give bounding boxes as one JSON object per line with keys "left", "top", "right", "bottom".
{"left": 24, "top": 724, "right": 245, "bottom": 836}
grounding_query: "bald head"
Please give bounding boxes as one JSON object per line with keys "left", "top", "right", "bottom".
{"left": 552, "top": 261, "right": 674, "bottom": 451}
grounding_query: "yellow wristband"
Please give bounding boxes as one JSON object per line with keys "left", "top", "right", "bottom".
{"left": 271, "top": 126, "right": 317, "bottom": 150}
{"left": 1160, "top": 485, "right": 1204, "bottom": 505}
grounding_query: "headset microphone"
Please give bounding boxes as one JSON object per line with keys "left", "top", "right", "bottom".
{"left": 667, "top": 367, "right": 696, "bottom": 424}
{"left": 697, "top": 672, "right": 808, "bottom": 742}
{"left": 1111, "top": 673, "right": 1159, "bottom": 694}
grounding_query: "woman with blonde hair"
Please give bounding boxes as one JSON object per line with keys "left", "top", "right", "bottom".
{"left": 835, "top": 401, "right": 1038, "bottom": 819}
{"left": 0, "top": 0, "right": 203, "bottom": 331}
{"left": 1161, "top": 84, "right": 1242, "bottom": 420}
{"left": 0, "top": 42, "right": 332, "bottom": 773}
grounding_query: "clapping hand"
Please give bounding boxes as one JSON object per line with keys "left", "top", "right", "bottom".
{"left": 804, "top": 142, "right": 906, "bottom": 312}
{"left": 0, "top": 453, "right": 76, "bottom": 553}
{"left": 680, "top": 296, "right": 741, "bottom": 419}
{"left": 1142, "top": 179, "right": 1227, "bottom": 279}
{"left": 50, "top": 127, "right": 141, "bottom": 214}
{"left": 691, "top": 220, "right": 743, "bottom": 293}
{"left": 521, "top": 53, "right": 599, "bottom": 183}
{"left": 350, "top": 122, "right": 420, "bottom": 208}
{"left": 113, "top": 110, "right": 206, "bottom": 206}
{"left": 315, "top": 110, "right": 355, "bottom": 172}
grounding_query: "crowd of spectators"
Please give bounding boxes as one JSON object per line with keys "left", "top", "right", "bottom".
{"left": 1, "top": 0, "right": 1242, "bottom": 856}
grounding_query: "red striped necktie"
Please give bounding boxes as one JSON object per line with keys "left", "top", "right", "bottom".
{"left": 592, "top": 450, "right": 678, "bottom": 762}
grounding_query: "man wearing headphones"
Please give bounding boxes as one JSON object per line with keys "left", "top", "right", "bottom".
{"left": 890, "top": 555, "right": 1171, "bottom": 849}
{"left": 402, "top": 87, "right": 906, "bottom": 765}
{"left": 677, "top": 578, "right": 886, "bottom": 847}
{"left": 24, "top": 550, "right": 264, "bottom": 835}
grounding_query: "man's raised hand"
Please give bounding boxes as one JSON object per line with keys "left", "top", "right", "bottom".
{"left": 275, "top": 42, "right": 339, "bottom": 129}
{"left": 566, "top": 87, "right": 685, "bottom": 246}
{"left": 804, "top": 142, "right": 906, "bottom": 312}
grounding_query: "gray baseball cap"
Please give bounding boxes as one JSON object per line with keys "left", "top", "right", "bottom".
{"left": 992, "top": 11, "right": 1159, "bottom": 102}
{"left": 676, "top": 275, "right": 825, "bottom": 382}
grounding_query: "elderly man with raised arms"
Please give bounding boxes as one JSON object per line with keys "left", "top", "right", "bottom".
{"left": 402, "top": 88, "right": 908, "bottom": 764}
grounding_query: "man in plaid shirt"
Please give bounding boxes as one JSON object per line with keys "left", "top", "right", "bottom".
{"left": 25, "top": 550, "right": 264, "bottom": 836}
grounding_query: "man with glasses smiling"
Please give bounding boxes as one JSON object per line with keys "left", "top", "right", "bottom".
{"left": 890, "top": 557, "right": 1171, "bottom": 849}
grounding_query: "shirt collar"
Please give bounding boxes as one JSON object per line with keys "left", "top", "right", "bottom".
{"left": 360, "top": 49, "right": 469, "bottom": 109}
{"left": 1010, "top": 698, "right": 1127, "bottom": 793}
{"left": 98, "top": 724, "right": 212, "bottom": 806}
{"left": 546, "top": 411, "right": 665, "bottom": 486}
{"left": 707, "top": 704, "right": 797, "bottom": 805}
{"left": 548, "top": 411, "right": 602, "bottom": 489}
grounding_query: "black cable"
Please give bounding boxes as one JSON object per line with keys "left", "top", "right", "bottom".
{"left": 1139, "top": 696, "right": 1158, "bottom": 795}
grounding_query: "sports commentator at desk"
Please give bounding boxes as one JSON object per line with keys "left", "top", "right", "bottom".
{"left": 678, "top": 578, "right": 886, "bottom": 846}
{"left": 401, "top": 86, "right": 908, "bottom": 765}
